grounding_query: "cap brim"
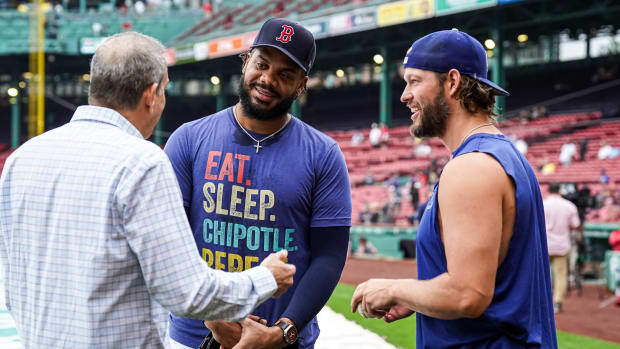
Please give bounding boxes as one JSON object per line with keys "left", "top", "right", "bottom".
{"left": 250, "top": 43, "right": 308, "bottom": 74}
{"left": 477, "top": 77, "right": 510, "bottom": 96}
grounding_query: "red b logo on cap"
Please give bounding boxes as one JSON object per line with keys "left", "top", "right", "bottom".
{"left": 275, "top": 25, "right": 294, "bottom": 43}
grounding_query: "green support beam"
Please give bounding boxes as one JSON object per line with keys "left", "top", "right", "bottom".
{"left": 379, "top": 47, "right": 392, "bottom": 128}
{"left": 216, "top": 89, "right": 227, "bottom": 112}
{"left": 154, "top": 117, "right": 163, "bottom": 146}
{"left": 291, "top": 99, "right": 301, "bottom": 119}
{"left": 491, "top": 27, "right": 506, "bottom": 118}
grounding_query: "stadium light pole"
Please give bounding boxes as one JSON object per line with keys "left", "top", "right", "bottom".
{"left": 8, "top": 88, "right": 21, "bottom": 148}
{"left": 379, "top": 47, "right": 392, "bottom": 128}
{"left": 211, "top": 75, "right": 228, "bottom": 112}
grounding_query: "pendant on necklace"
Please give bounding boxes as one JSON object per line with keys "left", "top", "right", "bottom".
{"left": 254, "top": 142, "right": 263, "bottom": 153}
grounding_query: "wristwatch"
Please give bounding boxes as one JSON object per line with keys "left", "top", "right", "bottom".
{"left": 274, "top": 319, "right": 298, "bottom": 344}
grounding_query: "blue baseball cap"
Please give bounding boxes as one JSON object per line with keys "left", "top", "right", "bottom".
{"left": 251, "top": 18, "right": 316, "bottom": 75}
{"left": 403, "top": 29, "right": 509, "bottom": 96}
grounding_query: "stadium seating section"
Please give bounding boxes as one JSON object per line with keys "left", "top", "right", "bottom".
{"left": 321, "top": 111, "right": 620, "bottom": 224}
{"left": 0, "top": 8, "right": 201, "bottom": 54}
{"left": 169, "top": 0, "right": 390, "bottom": 46}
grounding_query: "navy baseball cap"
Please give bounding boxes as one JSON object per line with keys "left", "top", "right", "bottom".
{"left": 251, "top": 18, "right": 316, "bottom": 75}
{"left": 403, "top": 29, "right": 509, "bottom": 96}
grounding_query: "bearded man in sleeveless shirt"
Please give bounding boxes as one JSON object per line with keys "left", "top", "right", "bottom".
{"left": 351, "top": 29, "right": 557, "bottom": 348}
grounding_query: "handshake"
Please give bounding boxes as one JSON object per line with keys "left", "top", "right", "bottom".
{"left": 260, "top": 249, "right": 296, "bottom": 298}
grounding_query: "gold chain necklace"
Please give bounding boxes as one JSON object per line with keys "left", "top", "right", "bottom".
{"left": 459, "top": 122, "right": 494, "bottom": 147}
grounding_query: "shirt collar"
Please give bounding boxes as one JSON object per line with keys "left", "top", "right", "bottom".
{"left": 70, "top": 105, "right": 144, "bottom": 139}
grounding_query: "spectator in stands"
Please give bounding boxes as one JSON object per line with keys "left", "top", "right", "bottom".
{"left": 359, "top": 203, "right": 373, "bottom": 225}
{"left": 409, "top": 174, "right": 420, "bottom": 211}
{"left": 134, "top": 0, "right": 146, "bottom": 15}
{"left": 414, "top": 139, "right": 432, "bottom": 158}
{"left": 352, "top": 29, "right": 556, "bottom": 347}
{"left": 354, "top": 236, "right": 378, "bottom": 257}
{"left": 599, "top": 196, "right": 620, "bottom": 222}
{"left": 380, "top": 123, "right": 390, "bottom": 145}
{"left": 511, "top": 135, "right": 528, "bottom": 155}
{"left": 579, "top": 137, "right": 589, "bottom": 161}
{"left": 202, "top": 1, "right": 213, "bottom": 18}
{"left": 519, "top": 109, "right": 531, "bottom": 123}
{"left": 576, "top": 183, "right": 593, "bottom": 223}
{"left": 414, "top": 191, "right": 433, "bottom": 226}
{"left": 369, "top": 122, "right": 381, "bottom": 148}
{"left": 363, "top": 170, "right": 375, "bottom": 185}
{"left": 531, "top": 105, "right": 547, "bottom": 119}
{"left": 608, "top": 226, "right": 620, "bottom": 306}
{"left": 543, "top": 183, "right": 581, "bottom": 313}
{"left": 601, "top": 168, "right": 610, "bottom": 184}
{"left": 385, "top": 172, "right": 400, "bottom": 190}
{"left": 0, "top": 32, "right": 295, "bottom": 348}
{"left": 610, "top": 226, "right": 620, "bottom": 251}
{"left": 541, "top": 158, "right": 556, "bottom": 175}
{"left": 597, "top": 140, "right": 620, "bottom": 160}
{"left": 351, "top": 130, "right": 364, "bottom": 145}
{"left": 368, "top": 202, "right": 381, "bottom": 224}
{"left": 381, "top": 189, "right": 400, "bottom": 224}
{"left": 115, "top": 0, "right": 128, "bottom": 14}
{"left": 559, "top": 140, "right": 577, "bottom": 166}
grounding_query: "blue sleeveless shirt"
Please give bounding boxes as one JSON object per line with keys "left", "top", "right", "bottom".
{"left": 416, "top": 133, "right": 557, "bottom": 348}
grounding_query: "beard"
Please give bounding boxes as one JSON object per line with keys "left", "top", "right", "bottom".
{"left": 410, "top": 88, "right": 451, "bottom": 139}
{"left": 237, "top": 73, "right": 296, "bottom": 121}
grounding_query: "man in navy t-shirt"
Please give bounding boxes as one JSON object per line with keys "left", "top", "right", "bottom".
{"left": 164, "top": 18, "right": 351, "bottom": 349}
{"left": 351, "top": 30, "right": 557, "bottom": 348}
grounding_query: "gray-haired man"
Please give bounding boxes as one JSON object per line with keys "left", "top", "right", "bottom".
{"left": 0, "top": 31, "right": 295, "bottom": 348}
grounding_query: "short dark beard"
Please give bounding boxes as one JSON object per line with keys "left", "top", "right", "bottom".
{"left": 237, "top": 73, "right": 296, "bottom": 121}
{"left": 410, "top": 88, "right": 451, "bottom": 138}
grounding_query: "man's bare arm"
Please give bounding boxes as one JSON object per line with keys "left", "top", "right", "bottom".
{"left": 352, "top": 153, "right": 512, "bottom": 320}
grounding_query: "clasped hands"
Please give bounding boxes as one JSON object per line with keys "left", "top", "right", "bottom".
{"left": 205, "top": 316, "right": 288, "bottom": 349}
{"left": 350, "top": 278, "right": 415, "bottom": 323}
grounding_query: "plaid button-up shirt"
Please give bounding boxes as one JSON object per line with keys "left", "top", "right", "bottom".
{"left": 0, "top": 105, "right": 276, "bottom": 348}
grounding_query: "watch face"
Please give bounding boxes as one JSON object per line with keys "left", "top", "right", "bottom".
{"left": 285, "top": 326, "right": 298, "bottom": 343}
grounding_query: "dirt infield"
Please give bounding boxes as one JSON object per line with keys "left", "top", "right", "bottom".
{"left": 340, "top": 257, "right": 620, "bottom": 344}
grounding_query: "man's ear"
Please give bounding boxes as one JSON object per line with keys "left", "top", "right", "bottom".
{"left": 143, "top": 82, "right": 158, "bottom": 110}
{"left": 446, "top": 69, "right": 461, "bottom": 97}
{"left": 296, "top": 76, "right": 308, "bottom": 99}
{"left": 241, "top": 51, "right": 252, "bottom": 74}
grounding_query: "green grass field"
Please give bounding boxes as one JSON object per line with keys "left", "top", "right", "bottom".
{"left": 327, "top": 283, "right": 620, "bottom": 349}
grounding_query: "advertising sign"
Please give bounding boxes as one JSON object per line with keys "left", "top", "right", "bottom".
{"left": 350, "top": 6, "right": 377, "bottom": 32}
{"left": 79, "top": 37, "right": 107, "bottom": 54}
{"left": 435, "top": 0, "right": 496, "bottom": 16}
{"left": 193, "top": 41, "right": 209, "bottom": 61}
{"left": 329, "top": 13, "right": 353, "bottom": 34}
{"left": 410, "top": 0, "right": 434, "bottom": 20}
{"left": 377, "top": 0, "right": 411, "bottom": 27}
{"left": 174, "top": 44, "right": 196, "bottom": 65}
{"left": 208, "top": 34, "right": 245, "bottom": 58}
{"left": 303, "top": 19, "right": 329, "bottom": 39}
{"left": 242, "top": 31, "right": 259, "bottom": 49}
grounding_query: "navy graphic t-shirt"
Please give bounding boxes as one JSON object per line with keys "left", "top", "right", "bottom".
{"left": 416, "top": 133, "right": 557, "bottom": 348}
{"left": 164, "top": 107, "right": 352, "bottom": 348}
